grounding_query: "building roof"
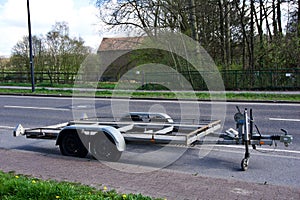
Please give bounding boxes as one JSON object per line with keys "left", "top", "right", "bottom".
{"left": 97, "top": 37, "right": 144, "bottom": 52}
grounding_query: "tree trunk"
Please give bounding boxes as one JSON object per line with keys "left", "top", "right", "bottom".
{"left": 234, "top": 0, "right": 250, "bottom": 69}
{"left": 277, "top": 0, "right": 283, "bottom": 35}
{"left": 189, "top": 0, "right": 197, "bottom": 41}
{"left": 257, "top": 0, "right": 264, "bottom": 69}
{"left": 218, "top": 0, "right": 225, "bottom": 67}
{"left": 297, "top": 0, "right": 300, "bottom": 37}
{"left": 224, "top": 0, "right": 231, "bottom": 69}
{"left": 272, "top": 0, "right": 278, "bottom": 36}
{"left": 250, "top": 0, "right": 255, "bottom": 72}
{"left": 262, "top": 3, "right": 273, "bottom": 41}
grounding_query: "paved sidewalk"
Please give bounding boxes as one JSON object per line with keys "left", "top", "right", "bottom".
{"left": 0, "top": 149, "right": 299, "bottom": 200}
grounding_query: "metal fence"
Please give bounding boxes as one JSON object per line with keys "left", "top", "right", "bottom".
{"left": 220, "top": 68, "right": 299, "bottom": 90}
{"left": 1, "top": 68, "right": 299, "bottom": 90}
{"left": 0, "top": 71, "right": 77, "bottom": 84}
{"left": 142, "top": 68, "right": 300, "bottom": 90}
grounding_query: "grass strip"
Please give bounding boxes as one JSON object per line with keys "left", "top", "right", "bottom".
{"left": 225, "top": 92, "right": 300, "bottom": 101}
{"left": 0, "top": 171, "right": 160, "bottom": 200}
{"left": 0, "top": 88, "right": 299, "bottom": 102}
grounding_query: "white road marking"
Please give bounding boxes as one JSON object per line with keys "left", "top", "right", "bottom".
{"left": 191, "top": 145, "right": 300, "bottom": 160}
{"left": 0, "top": 125, "right": 15, "bottom": 129}
{"left": 4, "top": 105, "right": 70, "bottom": 111}
{"left": 214, "top": 144, "right": 300, "bottom": 154}
{"left": 269, "top": 118, "right": 300, "bottom": 122}
{"left": 210, "top": 148, "right": 300, "bottom": 160}
{"left": 169, "top": 144, "right": 300, "bottom": 158}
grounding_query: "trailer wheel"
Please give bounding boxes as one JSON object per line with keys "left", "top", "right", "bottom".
{"left": 91, "top": 133, "right": 122, "bottom": 162}
{"left": 241, "top": 158, "right": 249, "bottom": 171}
{"left": 59, "top": 132, "right": 88, "bottom": 158}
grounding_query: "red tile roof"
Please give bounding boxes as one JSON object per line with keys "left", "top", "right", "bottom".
{"left": 98, "top": 37, "right": 144, "bottom": 52}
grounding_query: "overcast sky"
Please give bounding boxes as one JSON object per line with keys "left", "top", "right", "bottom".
{"left": 0, "top": 0, "right": 103, "bottom": 57}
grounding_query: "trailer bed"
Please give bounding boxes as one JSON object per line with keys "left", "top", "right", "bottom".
{"left": 16, "top": 118, "right": 221, "bottom": 146}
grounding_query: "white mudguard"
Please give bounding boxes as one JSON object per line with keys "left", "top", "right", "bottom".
{"left": 60, "top": 125, "right": 126, "bottom": 151}
{"left": 13, "top": 124, "right": 25, "bottom": 137}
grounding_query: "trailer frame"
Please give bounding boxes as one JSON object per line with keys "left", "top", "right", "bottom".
{"left": 13, "top": 108, "right": 293, "bottom": 170}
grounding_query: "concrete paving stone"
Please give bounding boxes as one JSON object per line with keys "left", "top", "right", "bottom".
{"left": 0, "top": 149, "right": 299, "bottom": 200}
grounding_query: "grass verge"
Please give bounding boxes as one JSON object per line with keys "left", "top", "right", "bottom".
{"left": 0, "top": 87, "right": 299, "bottom": 102}
{"left": 0, "top": 171, "right": 160, "bottom": 200}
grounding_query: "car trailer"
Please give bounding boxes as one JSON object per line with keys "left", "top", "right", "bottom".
{"left": 13, "top": 107, "right": 293, "bottom": 171}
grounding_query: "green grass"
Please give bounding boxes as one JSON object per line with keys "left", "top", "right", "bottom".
{"left": 0, "top": 171, "right": 159, "bottom": 200}
{"left": 225, "top": 92, "right": 299, "bottom": 101}
{"left": 0, "top": 84, "right": 300, "bottom": 102}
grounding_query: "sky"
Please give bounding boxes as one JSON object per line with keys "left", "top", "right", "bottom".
{"left": 0, "top": 0, "right": 103, "bottom": 57}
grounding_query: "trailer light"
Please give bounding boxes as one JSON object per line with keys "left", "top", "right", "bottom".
{"left": 150, "top": 135, "right": 155, "bottom": 143}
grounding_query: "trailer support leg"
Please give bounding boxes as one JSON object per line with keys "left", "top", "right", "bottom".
{"left": 241, "top": 108, "right": 251, "bottom": 171}
{"left": 241, "top": 142, "right": 250, "bottom": 171}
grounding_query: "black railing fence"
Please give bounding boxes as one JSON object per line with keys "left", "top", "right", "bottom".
{"left": 1, "top": 68, "right": 299, "bottom": 90}
{"left": 0, "top": 71, "right": 76, "bottom": 85}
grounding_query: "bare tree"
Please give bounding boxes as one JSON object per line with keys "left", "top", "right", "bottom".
{"left": 95, "top": 0, "right": 299, "bottom": 71}
{"left": 10, "top": 22, "right": 91, "bottom": 83}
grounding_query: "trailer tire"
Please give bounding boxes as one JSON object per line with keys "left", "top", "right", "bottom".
{"left": 91, "top": 132, "right": 122, "bottom": 162}
{"left": 59, "top": 132, "right": 88, "bottom": 158}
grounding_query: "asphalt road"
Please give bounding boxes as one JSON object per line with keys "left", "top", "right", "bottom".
{"left": 0, "top": 95, "right": 299, "bottom": 188}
